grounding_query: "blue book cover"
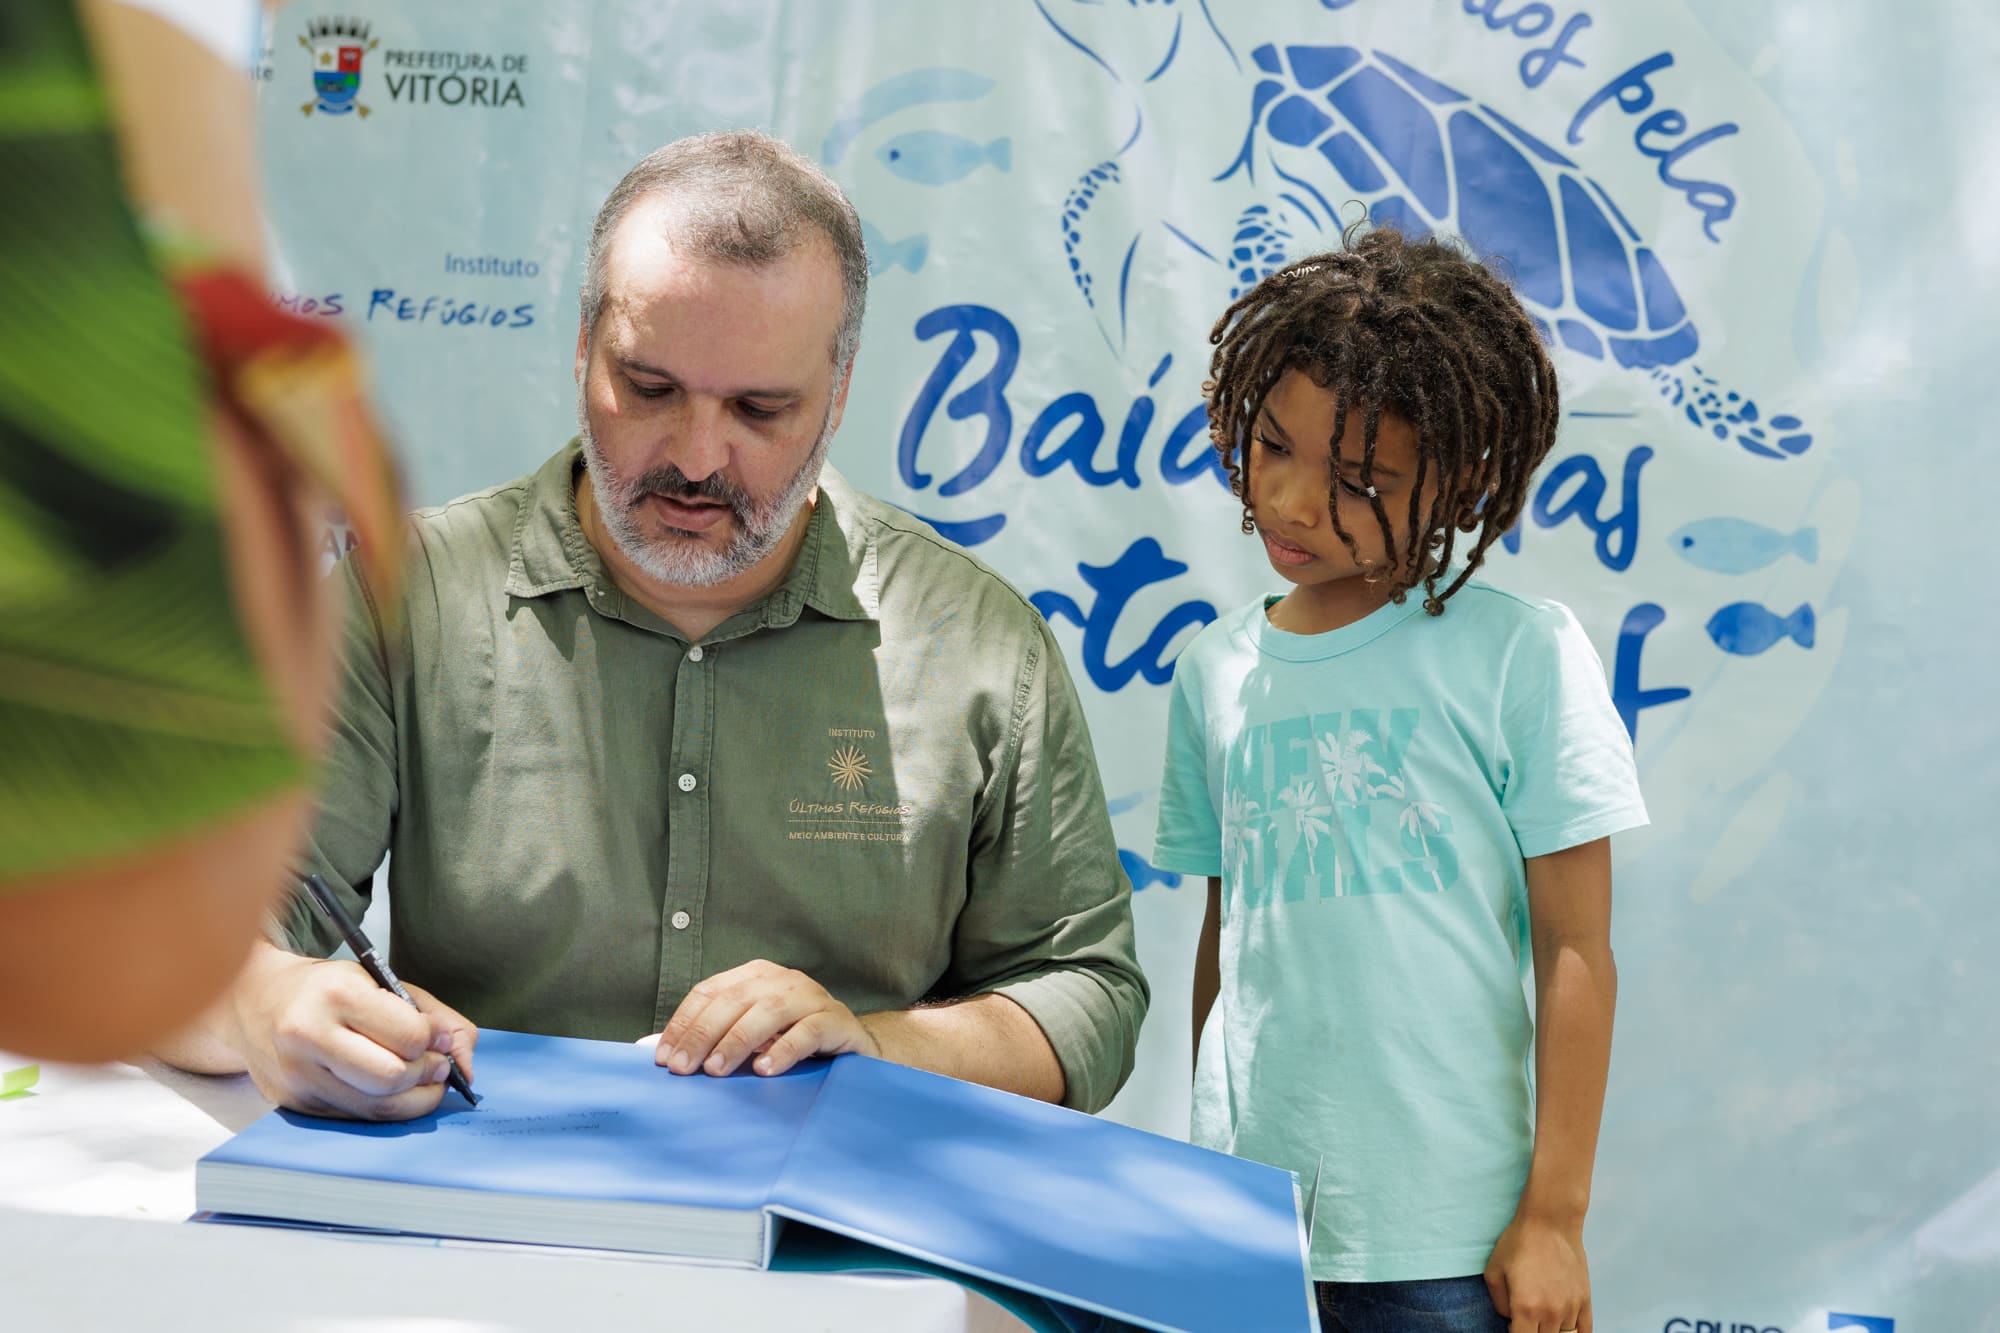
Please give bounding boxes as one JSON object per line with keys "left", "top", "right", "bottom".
{"left": 195, "top": 1030, "right": 1314, "bottom": 1333}
{"left": 773, "top": 1055, "right": 1315, "bottom": 1333}
{"left": 198, "top": 1029, "right": 826, "bottom": 1262}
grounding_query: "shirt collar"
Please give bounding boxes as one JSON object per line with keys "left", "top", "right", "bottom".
{"left": 503, "top": 440, "right": 600, "bottom": 600}
{"left": 800, "top": 466, "right": 879, "bottom": 624}
{"left": 502, "top": 439, "right": 880, "bottom": 628}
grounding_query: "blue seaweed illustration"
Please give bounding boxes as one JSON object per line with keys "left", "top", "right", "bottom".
{"left": 1061, "top": 161, "right": 1123, "bottom": 312}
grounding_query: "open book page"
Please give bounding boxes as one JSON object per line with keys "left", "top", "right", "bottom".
{"left": 766, "top": 1055, "right": 1315, "bottom": 1333}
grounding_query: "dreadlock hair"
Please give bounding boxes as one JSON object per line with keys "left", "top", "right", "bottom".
{"left": 1204, "top": 223, "right": 1560, "bottom": 615}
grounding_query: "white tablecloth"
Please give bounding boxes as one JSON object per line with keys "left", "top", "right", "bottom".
{"left": 0, "top": 1052, "right": 1028, "bottom": 1331}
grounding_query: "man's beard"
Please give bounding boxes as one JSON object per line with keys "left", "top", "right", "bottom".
{"left": 578, "top": 392, "right": 833, "bottom": 589}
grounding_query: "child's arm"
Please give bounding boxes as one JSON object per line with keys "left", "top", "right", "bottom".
{"left": 1191, "top": 877, "right": 1221, "bottom": 1075}
{"left": 1484, "top": 837, "right": 1616, "bottom": 1333}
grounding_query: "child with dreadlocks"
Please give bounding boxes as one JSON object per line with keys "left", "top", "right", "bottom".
{"left": 1153, "top": 227, "right": 1647, "bottom": 1333}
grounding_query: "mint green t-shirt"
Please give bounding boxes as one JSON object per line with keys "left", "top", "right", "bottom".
{"left": 1153, "top": 583, "right": 1647, "bottom": 1282}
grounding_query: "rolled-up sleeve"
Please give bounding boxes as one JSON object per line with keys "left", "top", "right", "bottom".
{"left": 945, "top": 621, "right": 1149, "bottom": 1114}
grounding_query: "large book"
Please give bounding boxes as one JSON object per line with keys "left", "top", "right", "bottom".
{"left": 195, "top": 1030, "right": 1314, "bottom": 1333}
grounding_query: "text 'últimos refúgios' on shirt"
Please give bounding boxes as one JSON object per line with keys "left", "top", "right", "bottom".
{"left": 786, "top": 733, "right": 912, "bottom": 843}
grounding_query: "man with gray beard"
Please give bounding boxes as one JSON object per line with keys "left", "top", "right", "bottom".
{"left": 157, "top": 132, "right": 1148, "bottom": 1120}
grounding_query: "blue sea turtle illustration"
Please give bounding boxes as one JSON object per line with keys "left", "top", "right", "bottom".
{"left": 1037, "top": 6, "right": 1813, "bottom": 461}
{"left": 1216, "top": 42, "right": 1811, "bottom": 459}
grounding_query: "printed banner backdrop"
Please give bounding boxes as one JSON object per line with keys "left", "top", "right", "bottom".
{"left": 244, "top": 2, "right": 1996, "bottom": 1328}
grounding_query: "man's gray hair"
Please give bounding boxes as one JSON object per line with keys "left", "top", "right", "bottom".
{"left": 579, "top": 130, "right": 869, "bottom": 376}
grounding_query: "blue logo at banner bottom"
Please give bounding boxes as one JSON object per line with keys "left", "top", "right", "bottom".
{"left": 1828, "top": 1317, "right": 1893, "bottom": 1332}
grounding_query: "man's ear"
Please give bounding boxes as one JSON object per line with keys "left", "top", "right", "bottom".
{"left": 827, "top": 348, "right": 858, "bottom": 437}
{"left": 574, "top": 318, "right": 590, "bottom": 387}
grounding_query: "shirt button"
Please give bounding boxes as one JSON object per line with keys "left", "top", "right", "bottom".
{"left": 687, "top": 645, "right": 704, "bottom": 663}
{"left": 670, "top": 910, "right": 691, "bottom": 931}
{"left": 677, "top": 772, "right": 697, "bottom": 792}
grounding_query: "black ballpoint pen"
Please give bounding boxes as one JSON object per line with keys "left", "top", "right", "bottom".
{"left": 301, "top": 873, "right": 480, "bottom": 1106}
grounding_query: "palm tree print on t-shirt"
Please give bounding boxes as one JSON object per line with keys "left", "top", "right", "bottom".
{"left": 1222, "top": 707, "right": 1458, "bottom": 905}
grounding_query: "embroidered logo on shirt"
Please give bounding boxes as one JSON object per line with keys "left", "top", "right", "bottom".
{"left": 784, "top": 729, "right": 911, "bottom": 844}
{"left": 828, "top": 745, "right": 872, "bottom": 791}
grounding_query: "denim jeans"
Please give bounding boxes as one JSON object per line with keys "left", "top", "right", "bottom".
{"left": 1316, "top": 1275, "right": 1510, "bottom": 1333}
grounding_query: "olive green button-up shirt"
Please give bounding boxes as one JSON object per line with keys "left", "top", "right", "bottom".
{"left": 280, "top": 442, "right": 1147, "bottom": 1112}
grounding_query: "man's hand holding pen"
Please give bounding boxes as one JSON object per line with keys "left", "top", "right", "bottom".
{"left": 222, "top": 942, "right": 479, "bottom": 1120}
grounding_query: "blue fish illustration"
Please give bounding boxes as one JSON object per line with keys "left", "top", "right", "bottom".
{"left": 878, "top": 131, "right": 1011, "bottom": 185}
{"left": 821, "top": 67, "right": 995, "bottom": 165}
{"left": 860, "top": 219, "right": 928, "bottom": 276}
{"left": 1706, "top": 602, "right": 1815, "bottom": 656}
{"left": 1669, "top": 518, "right": 1819, "bottom": 574}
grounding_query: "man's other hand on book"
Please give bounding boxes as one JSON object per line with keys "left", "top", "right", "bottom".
{"left": 647, "top": 959, "right": 882, "bottom": 1079}
{"left": 639, "top": 959, "right": 1068, "bottom": 1104}
{"left": 219, "top": 943, "right": 480, "bottom": 1119}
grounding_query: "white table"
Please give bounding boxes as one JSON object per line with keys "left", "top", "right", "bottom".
{"left": 0, "top": 1053, "right": 1030, "bottom": 1331}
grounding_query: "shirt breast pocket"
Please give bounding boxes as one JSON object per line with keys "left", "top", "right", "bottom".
{"left": 479, "top": 602, "right": 674, "bottom": 846}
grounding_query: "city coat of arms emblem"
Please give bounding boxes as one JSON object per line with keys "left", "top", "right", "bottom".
{"left": 300, "top": 18, "right": 377, "bottom": 118}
